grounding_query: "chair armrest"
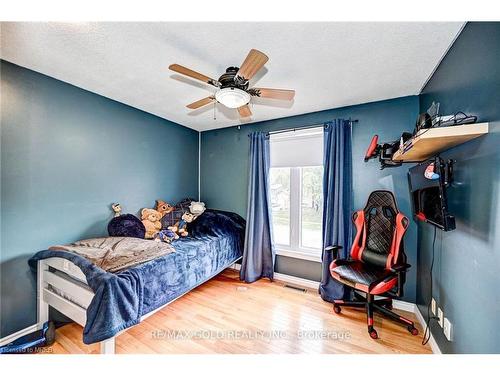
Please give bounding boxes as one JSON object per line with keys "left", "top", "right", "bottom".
{"left": 382, "top": 264, "right": 411, "bottom": 298}
{"left": 377, "top": 264, "right": 410, "bottom": 284}
{"left": 390, "top": 263, "right": 411, "bottom": 273}
{"left": 370, "top": 264, "right": 408, "bottom": 297}
{"left": 324, "top": 245, "right": 343, "bottom": 253}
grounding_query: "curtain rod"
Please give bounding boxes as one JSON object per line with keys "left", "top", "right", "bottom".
{"left": 264, "top": 119, "right": 358, "bottom": 137}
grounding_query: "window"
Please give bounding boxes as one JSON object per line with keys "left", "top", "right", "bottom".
{"left": 270, "top": 167, "right": 291, "bottom": 246}
{"left": 300, "top": 166, "right": 323, "bottom": 249}
{"left": 269, "top": 128, "right": 323, "bottom": 261}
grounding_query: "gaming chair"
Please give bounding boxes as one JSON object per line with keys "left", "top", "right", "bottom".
{"left": 327, "top": 190, "right": 418, "bottom": 339}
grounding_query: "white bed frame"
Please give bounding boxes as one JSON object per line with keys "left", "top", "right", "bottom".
{"left": 37, "top": 257, "right": 241, "bottom": 354}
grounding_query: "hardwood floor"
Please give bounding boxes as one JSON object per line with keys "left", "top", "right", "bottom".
{"left": 44, "top": 269, "right": 431, "bottom": 354}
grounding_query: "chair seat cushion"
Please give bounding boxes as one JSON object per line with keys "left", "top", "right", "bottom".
{"left": 330, "top": 259, "right": 397, "bottom": 294}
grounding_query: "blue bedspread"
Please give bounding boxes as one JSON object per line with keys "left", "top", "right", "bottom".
{"left": 29, "top": 209, "right": 245, "bottom": 344}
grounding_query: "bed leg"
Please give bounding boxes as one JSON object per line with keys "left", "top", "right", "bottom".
{"left": 37, "top": 260, "right": 49, "bottom": 329}
{"left": 100, "top": 337, "right": 116, "bottom": 354}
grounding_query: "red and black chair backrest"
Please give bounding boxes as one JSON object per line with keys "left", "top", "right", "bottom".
{"left": 350, "top": 190, "right": 409, "bottom": 270}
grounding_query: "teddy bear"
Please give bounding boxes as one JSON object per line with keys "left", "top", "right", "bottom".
{"left": 168, "top": 211, "right": 196, "bottom": 237}
{"left": 141, "top": 208, "right": 163, "bottom": 239}
{"left": 155, "top": 200, "right": 174, "bottom": 218}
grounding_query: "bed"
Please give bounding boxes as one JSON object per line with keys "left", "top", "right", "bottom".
{"left": 29, "top": 209, "right": 245, "bottom": 354}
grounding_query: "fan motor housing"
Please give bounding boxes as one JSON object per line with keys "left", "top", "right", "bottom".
{"left": 218, "top": 67, "right": 249, "bottom": 90}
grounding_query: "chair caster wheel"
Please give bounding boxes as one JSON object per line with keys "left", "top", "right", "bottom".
{"left": 369, "top": 329, "right": 378, "bottom": 339}
{"left": 333, "top": 305, "right": 341, "bottom": 314}
{"left": 408, "top": 326, "right": 419, "bottom": 336}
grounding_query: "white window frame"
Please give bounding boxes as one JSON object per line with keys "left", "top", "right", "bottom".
{"left": 272, "top": 166, "right": 323, "bottom": 263}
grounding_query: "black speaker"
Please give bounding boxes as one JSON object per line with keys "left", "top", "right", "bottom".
{"left": 415, "top": 113, "right": 432, "bottom": 134}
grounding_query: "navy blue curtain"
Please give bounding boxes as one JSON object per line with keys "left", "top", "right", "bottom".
{"left": 240, "top": 132, "right": 275, "bottom": 283}
{"left": 319, "top": 119, "right": 353, "bottom": 302}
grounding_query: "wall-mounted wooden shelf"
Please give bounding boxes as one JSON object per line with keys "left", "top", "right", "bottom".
{"left": 392, "top": 122, "right": 489, "bottom": 162}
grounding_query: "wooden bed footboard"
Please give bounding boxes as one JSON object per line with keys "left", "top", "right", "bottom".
{"left": 37, "top": 256, "right": 242, "bottom": 354}
{"left": 36, "top": 258, "right": 115, "bottom": 353}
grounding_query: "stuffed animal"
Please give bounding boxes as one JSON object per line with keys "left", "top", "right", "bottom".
{"left": 189, "top": 201, "right": 206, "bottom": 217}
{"left": 168, "top": 211, "right": 196, "bottom": 237}
{"left": 141, "top": 208, "right": 163, "bottom": 239}
{"left": 112, "top": 203, "right": 122, "bottom": 217}
{"left": 154, "top": 228, "right": 179, "bottom": 243}
{"left": 155, "top": 200, "right": 174, "bottom": 218}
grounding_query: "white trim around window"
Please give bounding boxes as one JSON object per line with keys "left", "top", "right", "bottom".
{"left": 275, "top": 247, "right": 322, "bottom": 263}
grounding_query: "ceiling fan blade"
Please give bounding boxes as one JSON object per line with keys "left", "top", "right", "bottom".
{"left": 250, "top": 88, "right": 295, "bottom": 100}
{"left": 169, "top": 64, "right": 219, "bottom": 87}
{"left": 238, "top": 104, "right": 252, "bottom": 118}
{"left": 236, "top": 49, "right": 269, "bottom": 81}
{"left": 186, "top": 96, "right": 215, "bottom": 109}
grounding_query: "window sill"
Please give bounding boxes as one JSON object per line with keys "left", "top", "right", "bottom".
{"left": 275, "top": 248, "right": 322, "bottom": 263}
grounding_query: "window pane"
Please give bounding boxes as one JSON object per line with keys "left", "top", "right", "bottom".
{"left": 270, "top": 167, "right": 290, "bottom": 246}
{"left": 300, "top": 166, "right": 323, "bottom": 249}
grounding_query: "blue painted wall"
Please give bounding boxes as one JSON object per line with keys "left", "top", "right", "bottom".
{"left": 0, "top": 60, "right": 199, "bottom": 338}
{"left": 5, "top": 21, "right": 497, "bottom": 352}
{"left": 417, "top": 22, "right": 500, "bottom": 353}
{"left": 201, "top": 96, "right": 420, "bottom": 301}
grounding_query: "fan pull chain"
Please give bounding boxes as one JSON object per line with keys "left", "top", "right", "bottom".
{"left": 213, "top": 100, "right": 216, "bottom": 120}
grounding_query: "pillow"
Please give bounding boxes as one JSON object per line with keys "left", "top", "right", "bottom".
{"left": 161, "top": 198, "right": 195, "bottom": 229}
{"left": 108, "top": 214, "right": 146, "bottom": 239}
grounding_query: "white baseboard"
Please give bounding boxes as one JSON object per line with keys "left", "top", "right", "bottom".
{"left": 227, "top": 264, "right": 441, "bottom": 354}
{"left": 0, "top": 323, "right": 39, "bottom": 347}
{"left": 273, "top": 272, "right": 320, "bottom": 290}
{"left": 413, "top": 304, "right": 442, "bottom": 354}
{"left": 228, "top": 263, "right": 241, "bottom": 271}
{"left": 392, "top": 299, "right": 416, "bottom": 313}
{"left": 229, "top": 263, "right": 320, "bottom": 289}
{"left": 391, "top": 299, "right": 442, "bottom": 354}
{"left": 230, "top": 263, "right": 318, "bottom": 287}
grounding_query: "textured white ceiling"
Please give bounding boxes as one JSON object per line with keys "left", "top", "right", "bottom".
{"left": 0, "top": 22, "right": 463, "bottom": 131}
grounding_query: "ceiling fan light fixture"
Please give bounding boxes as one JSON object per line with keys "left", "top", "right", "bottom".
{"left": 215, "top": 87, "right": 250, "bottom": 109}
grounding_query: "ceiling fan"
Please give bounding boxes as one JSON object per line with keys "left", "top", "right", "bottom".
{"left": 169, "top": 49, "right": 295, "bottom": 118}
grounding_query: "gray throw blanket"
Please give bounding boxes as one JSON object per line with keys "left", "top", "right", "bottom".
{"left": 49, "top": 237, "right": 175, "bottom": 273}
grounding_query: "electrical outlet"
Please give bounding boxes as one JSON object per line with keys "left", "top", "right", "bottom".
{"left": 438, "top": 307, "right": 444, "bottom": 328}
{"left": 431, "top": 298, "right": 437, "bottom": 315}
{"left": 443, "top": 317, "right": 453, "bottom": 341}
